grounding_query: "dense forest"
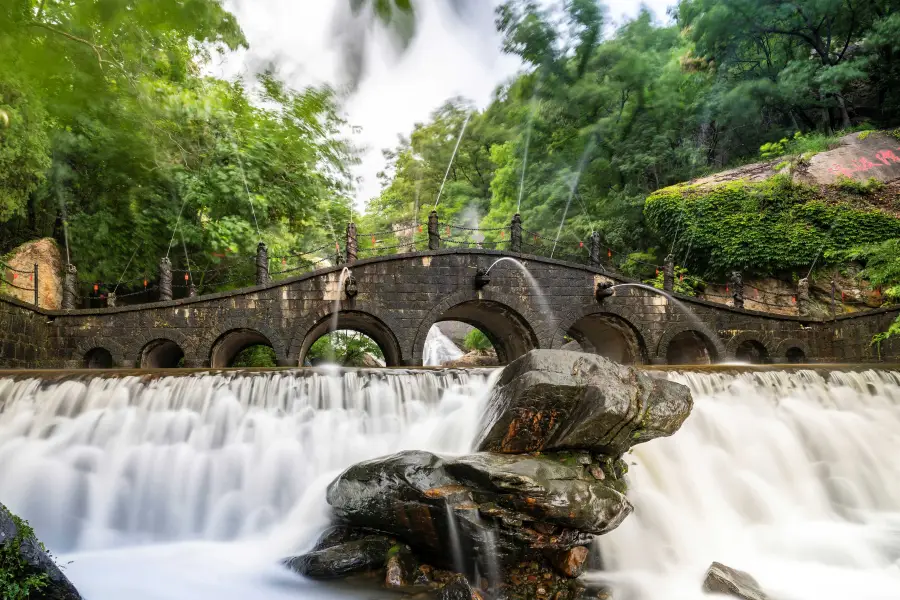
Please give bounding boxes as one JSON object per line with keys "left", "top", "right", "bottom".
{"left": 2, "top": 0, "right": 900, "bottom": 337}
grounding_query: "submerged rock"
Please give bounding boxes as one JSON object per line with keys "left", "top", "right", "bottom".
{"left": 703, "top": 562, "right": 769, "bottom": 600}
{"left": 283, "top": 527, "right": 395, "bottom": 580}
{"left": 476, "top": 350, "right": 693, "bottom": 455}
{"left": 0, "top": 503, "right": 82, "bottom": 600}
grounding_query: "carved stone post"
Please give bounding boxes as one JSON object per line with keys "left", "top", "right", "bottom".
{"left": 256, "top": 242, "right": 270, "bottom": 286}
{"left": 62, "top": 263, "right": 78, "bottom": 310}
{"left": 797, "top": 277, "right": 811, "bottom": 317}
{"left": 189, "top": 282, "right": 198, "bottom": 298}
{"left": 663, "top": 254, "right": 675, "bottom": 292}
{"left": 589, "top": 232, "right": 602, "bottom": 268}
{"left": 510, "top": 214, "right": 523, "bottom": 253}
{"left": 428, "top": 210, "right": 440, "bottom": 251}
{"left": 345, "top": 223, "right": 358, "bottom": 264}
{"left": 158, "top": 257, "right": 173, "bottom": 302}
{"left": 731, "top": 271, "right": 744, "bottom": 309}
{"left": 107, "top": 292, "right": 117, "bottom": 308}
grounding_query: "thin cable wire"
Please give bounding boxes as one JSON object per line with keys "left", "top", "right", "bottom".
{"left": 233, "top": 142, "right": 262, "bottom": 241}
{"left": 434, "top": 112, "right": 471, "bottom": 209}
{"left": 113, "top": 243, "right": 143, "bottom": 294}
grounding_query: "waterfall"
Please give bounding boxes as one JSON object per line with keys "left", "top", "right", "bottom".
{"left": 423, "top": 325, "right": 465, "bottom": 366}
{"left": 1, "top": 367, "right": 899, "bottom": 599}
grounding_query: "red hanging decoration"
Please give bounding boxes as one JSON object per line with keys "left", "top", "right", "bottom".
{"left": 93, "top": 283, "right": 99, "bottom": 292}
{"left": 680, "top": 274, "right": 684, "bottom": 282}
{"left": 418, "top": 225, "right": 423, "bottom": 233}
{"left": 607, "top": 250, "right": 612, "bottom": 258}
{"left": 371, "top": 235, "right": 376, "bottom": 245}
{"left": 500, "top": 230, "right": 505, "bottom": 239}
{"left": 184, "top": 273, "right": 190, "bottom": 281}
{"left": 579, "top": 241, "right": 584, "bottom": 248}
{"left": 29, "top": 274, "right": 33, "bottom": 281}
{"left": 143, "top": 279, "right": 148, "bottom": 288}
{"left": 446, "top": 226, "right": 451, "bottom": 236}
{"left": 11, "top": 273, "right": 16, "bottom": 279}
{"left": 841, "top": 291, "right": 845, "bottom": 301}
{"left": 792, "top": 296, "right": 797, "bottom": 304}
{"left": 335, "top": 242, "right": 340, "bottom": 253}
{"left": 656, "top": 269, "right": 660, "bottom": 276}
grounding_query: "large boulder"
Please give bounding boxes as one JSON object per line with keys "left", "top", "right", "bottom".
{"left": 703, "top": 562, "right": 769, "bottom": 600}
{"left": 476, "top": 350, "right": 693, "bottom": 455}
{"left": 325, "top": 449, "right": 631, "bottom": 573}
{"left": 0, "top": 504, "right": 82, "bottom": 600}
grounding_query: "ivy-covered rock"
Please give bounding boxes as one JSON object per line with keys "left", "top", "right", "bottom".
{"left": 0, "top": 503, "right": 82, "bottom": 600}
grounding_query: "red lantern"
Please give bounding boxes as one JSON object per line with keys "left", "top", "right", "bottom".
{"left": 500, "top": 230, "right": 505, "bottom": 239}
{"left": 418, "top": 225, "right": 423, "bottom": 233}
{"left": 656, "top": 269, "right": 659, "bottom": 276}
{"left": 726, "top": 286, "right": 730, "bottom": 293}
{"left": 792, "top": 296, "right": 797, "bottom": 304}
{"left": 184, "top": 273, "right": 189, "bottom": 281}
{"left": 371, "top": 235, "right": 376, "bottom": 245}
{"left": 607, "top": 250, "right": 612, "bottom": 258}
{"left": 144, "top": 279, "right": 148, "bottom": 288}
{"left": 579, "top": 241, "right": 584, "bottom": 248}
{"left": 11, "top": 272, "right": 16, "bottom": 279}
{"left": 335, "top": 242, "right": 340, "bottom": 253}
{"left": 680, "top": 274, "right": 684, "bottom": 282}
{"left": 446, "top": 226, "right": 451, "bottom": 236}
{"left": 93, "top": 283, "right": 99, "bottom": 293}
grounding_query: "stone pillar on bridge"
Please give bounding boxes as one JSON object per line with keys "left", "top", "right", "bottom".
{"left": 345, "top": 223, "right": 358, "bottom": 264}
{"left": 107, "top": 292, "right": 116, "bottom": 308}
{"left": 159, "top": 257, "right": 173, "bottom": 302}
{"left": 62, "top": 264, "right": 78, "bottom": 310}
{"left": 797, "top": 277, "right": 811, "bottom": 317}
{"left": 589, "top": 232, "right": 602, "bottom": 268}
{"left": 189, "top": 282, "right": 197, "bottom": 298}
{"left": 663, "top": 254, "right": 675, "bottom": 292}
{"left": 428, "top": 211, "right": 440, "bottom": 251}
{"left": 510, "top": 214, "right": 522, "bottom": 253}
{"left": 731, "top": 271, "right": 744, "bottom": 309}
{"left": 256, "top": 242, "right": 270, "bottom": 286}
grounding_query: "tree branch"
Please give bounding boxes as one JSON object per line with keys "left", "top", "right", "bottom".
{"left": 29, "top": 22, "right": 104, "bottom": 69}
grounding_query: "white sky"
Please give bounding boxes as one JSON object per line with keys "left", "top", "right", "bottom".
{"left": 217, "top": 0, "right": 675, "bottom": 210}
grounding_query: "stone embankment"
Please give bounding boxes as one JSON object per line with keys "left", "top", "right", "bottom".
{"left": 284, "top": 350, "right": 693, "bottom": 599}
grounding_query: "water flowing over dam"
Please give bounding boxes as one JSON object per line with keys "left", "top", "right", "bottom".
{"left": 1, "top": 367, "right": 899, "bottom": 599}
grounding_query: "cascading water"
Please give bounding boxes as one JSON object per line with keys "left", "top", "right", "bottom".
{"left": 1, "top": 367, "right": 899, "bottom": 599}
{"left": 595, "top": 369, "right": 900, "bottom": 600}
{"left": 423, "top": 325, "right": 465, "bottom": 366}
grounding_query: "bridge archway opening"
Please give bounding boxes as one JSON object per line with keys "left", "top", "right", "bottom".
{"left": 140, "top": 339, "right": 185, "bottom": 369}
{"left": 424, "top": 322, "right": 497, "bottom": 367}
{"left": 566, "top": 314, "right": 645, "bottom": 365}
{"left": 785, "top": 347, "right": 807, "bottom": 364}
{"left": 300, "top": 312, "right": 401, "bottom": 367}
{"left": 210, "top": 329, "right": 276, "bottom": 368}
{"left": 666, "top": 330, "right": 719, "bottom": 365}
{"left": 84, "top": 348, "right": 113, "bottom": 369}
{"left": 735, "top": 340, "right": 770, "bottom": 364}
{"left": 434, "top": 300, "right": 538, "bottom": 365}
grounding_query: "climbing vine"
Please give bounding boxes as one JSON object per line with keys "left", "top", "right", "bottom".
{"left": 0, "top": 505, "right": 50, "bottom": 600}
{"left": 645, "top": 176, "right": 900, "bottom": 278}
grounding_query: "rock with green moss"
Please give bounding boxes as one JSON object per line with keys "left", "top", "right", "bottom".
{"left": 0, "top": 503, "right": 81, "bottom": 600}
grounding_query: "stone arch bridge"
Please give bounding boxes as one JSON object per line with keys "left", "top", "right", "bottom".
{"left": 1, "top": 249, "right": 899, "bottom": 369}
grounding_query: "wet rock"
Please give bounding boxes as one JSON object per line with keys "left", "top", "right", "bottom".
{"left": 476, "top": 351, "right": 693, "bottom": 456}
{"left": 702, "top": 562, "right": 769, "bottom": 600}
{"left": 283, "top": 535, "right": 394, "bottom": 580}
{"left": 385, "top": 544, "right": 420, "bottom": 589}
{"left": 326, "top": 449, "right": 631, "bottom": 571}
{"left": 437, "top": 574, "right": 480, "bottom": 600}
{"left": 0, "top": 503, "right": 82, "bottom": 600}
{"left": 545, "top": 546, "right": 589, "bottom": 578}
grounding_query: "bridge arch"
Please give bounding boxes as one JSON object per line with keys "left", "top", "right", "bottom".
{"left": 553, "top": 303, "right": 650, "bottom": 365}
{"left": 296, "top": 310, "right": 403, "bottom": 367}
{"left": 139, "top": 339, "right": 186, "bottom": 369}
{"left": 74, "top": 337, "right": 127, "bottom": 369}
{"left": 412, "top": 289, "right": 543, "bottom": 365}
{"left": 726, "top": 332, "right": 776, "bottom": 364}
{"left": 774, "top": 338, "right": 811, "bottom": 364}
{"left": 197, "top": 321, "right": 288, "bottom": 368}
{"left": 656, "top": 325, "right": 726, "bottom": 365}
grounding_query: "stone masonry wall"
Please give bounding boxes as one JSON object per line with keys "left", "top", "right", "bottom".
{"left": 1, "top": 249, "right": 898, "bottom": 369}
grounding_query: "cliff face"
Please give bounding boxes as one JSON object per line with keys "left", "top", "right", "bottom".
{"left": 1, "top": 238, "right": 63, "bottom": 310}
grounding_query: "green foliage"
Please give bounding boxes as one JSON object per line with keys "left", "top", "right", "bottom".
{"left": 0, "top": 505, "right": 50, "bottom": 600}
{"left": 646, "top": 177, "right": 900, "bottom": 278}
{"left": 463, "top": 329, "right": 493, "bottom": 352}
{"left": 833, "top": 176, "right": 886, "bottom": 195}
{"left": 620, "top": 250, "right": 660, "bottom": 280}
{"left": 760, "top": 132, "right": 841, "bottom": 160}
{"left": 307, "top": 331, "right": 385, "bottom": 367}
{"left": 0, "top": 0, "right": 354, "bottom": 291}
{"left": 645, "top": 266, "right": 705, "bottom": 297}
{"left": 231, "top": 345, "right": 277, "bottom": 368}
